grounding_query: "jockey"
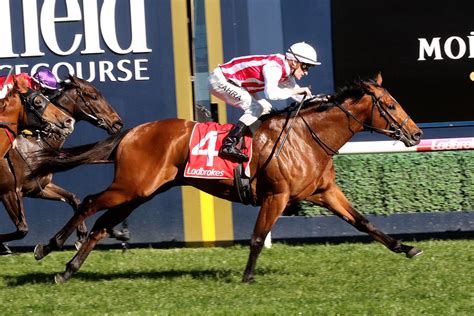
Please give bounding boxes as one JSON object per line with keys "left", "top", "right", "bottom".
{"left": 31, "top": 67, "right": 61, "bottom": 97}
{"left": 208, "top": 42, "right": 321, "bottom": 162}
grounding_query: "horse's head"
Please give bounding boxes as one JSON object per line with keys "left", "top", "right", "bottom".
{"left": 361, "top": 73, "right": 422, "bottom": 146}
{"left": 52, "top": 75, "right": 123, "bottom": 135}
{"left": 14, "top": 75, "right": 75, "bottom": 139}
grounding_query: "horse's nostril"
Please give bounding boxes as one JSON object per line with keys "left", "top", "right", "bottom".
{"left": 65, "top": 118, "right": 74, "bottom": 127}
{"left": 413, "top": 132, "right": 422, "bottom": 142}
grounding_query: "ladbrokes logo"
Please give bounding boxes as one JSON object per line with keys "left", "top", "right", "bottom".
{"left": 0, "top": 0, "right": 151, "bottom": 82}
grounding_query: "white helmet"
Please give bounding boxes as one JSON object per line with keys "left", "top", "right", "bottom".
{"left": 286, "top": 42, "right": 321, "bottom": 65}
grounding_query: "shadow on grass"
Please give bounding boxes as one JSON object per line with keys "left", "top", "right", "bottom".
{"left": 4, "top": 267, "right": 260, "bottom": 286}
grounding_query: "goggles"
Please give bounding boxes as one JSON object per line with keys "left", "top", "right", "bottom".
{"left": 300, "top": 63, "right": 314, "bottom": 72}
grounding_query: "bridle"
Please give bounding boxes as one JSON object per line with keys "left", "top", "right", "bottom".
{"left": 335, "top": 89, "right": 411, "bottom": 141}
{"left": 49, "top": 85, "right": 108, "bottom": 129}
{"left": 299, "top": 87, "right": 413, "bottom": 155}
{"left": 19, "top": 89, "right": 54, "bottom": 130}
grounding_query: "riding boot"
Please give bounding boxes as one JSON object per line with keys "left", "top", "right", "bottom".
{"left": 219, "top": 122, "right": 249, "bottom": 162}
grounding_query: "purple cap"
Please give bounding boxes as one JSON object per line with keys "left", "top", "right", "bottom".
{"left": 32, "top": 68, "right": 60, "bottom": 90}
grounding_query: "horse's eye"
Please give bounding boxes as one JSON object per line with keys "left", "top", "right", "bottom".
{"left": 33, "top": 96, "right": 46, "bottom": 108}
{"left": 387, "top": 103, "right": 396, "bottom": 110}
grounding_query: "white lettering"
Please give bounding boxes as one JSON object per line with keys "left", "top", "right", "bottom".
{"left": 22, "top": 0, "right": 44, "bottom": 57}
{"left": 99, "top": 61, "right": 116, "bottom": 82}
{"left": 41, "top": 0, "right": 83, "bottom": 56}
{"left": 117, "top": 60, "right": 133, "bottom": 81}
{"left": 430, "top": 139, "right": 474, "bottom": 150}
{"left": 75, "top": 61, "right": 97, "bottom": 81}
{"left": 100, "top": 0, "right": 151, "bottom": 54}
{"left": 0, "top": 0, "right": 18, "bottom": 57}
{"left": 418, "top": 32, "right": 474, "bottom": 61}
{"left": 81, "top": 0, "right": 104, "bottom": 54}
{"left": 0, "top": 0, "right": 151, "bottom": 58}
{"left": 418, "top": 37, "right": 442, "bottom": 61}
{"left": 468, "top": 32, "right": 474, "bottom": 58}
{"left": 444, "top": 36, "right": 466, "bottom": 59}
{"left": 185, "top": 166, "right": 226, "bottom": 177}
{"left": 134, "top": 59, "right": 150, "bottom": 81}
{"left": 52, "top": 62, "right": 75, "bottom": 78}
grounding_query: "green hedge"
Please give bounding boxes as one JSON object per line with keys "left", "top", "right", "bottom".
{"left": 291, "top": 151, "right": 474, "bottom": 216}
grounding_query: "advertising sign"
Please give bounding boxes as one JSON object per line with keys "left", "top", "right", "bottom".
{"left": 332, "top": 0, "right": 474, "bottom": 125}
{"left": 0, "top": 0, "right": 184, "bottom": 245}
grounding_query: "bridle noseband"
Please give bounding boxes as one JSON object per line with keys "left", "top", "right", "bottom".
{"left": 50, "top": 86, "right": 107, "bottom": 129}
{"left": 19, "top": 89, "right": 53, "bottom": 129}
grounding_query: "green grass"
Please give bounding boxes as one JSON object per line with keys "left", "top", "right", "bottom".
{"left": 1, "top": 240, "right": 473, "bottom": 315}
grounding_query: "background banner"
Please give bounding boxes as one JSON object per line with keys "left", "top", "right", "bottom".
{"left": 332, "top": 0, "right": 474, "bottom": 125}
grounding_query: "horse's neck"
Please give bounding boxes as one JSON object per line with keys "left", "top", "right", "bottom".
{"left": 302, "top": 97, "right": 371, "bottom": 151}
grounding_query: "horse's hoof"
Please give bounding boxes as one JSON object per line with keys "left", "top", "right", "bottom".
{"left": 242, "top": 276, "right": 255, "bottom": 284}
{"left": 74, "top": 240, "right": 83, "bottom": 250}
{"left": 0, "top": 244, "right": 13, "bottom": 256}
{"left": 112, "top": 229, "right": 130, "bottom": 242}
{"left": 34, "top": 244, "right": 47, "bottom": 260}
{"left": 54, "top": 274, "right": 67, "bottom": 284}
{"left": 406, "top": 247, "right": 423, "bottom": 258}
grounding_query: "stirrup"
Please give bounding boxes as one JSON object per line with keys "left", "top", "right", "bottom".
{"left": 219, "top": 146, "right": 248, "bottom": 162}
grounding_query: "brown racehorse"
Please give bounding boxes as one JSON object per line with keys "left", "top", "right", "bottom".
{"left": 0, "top": 75, "right": 123, "bottom": 255}
{"left": 32, "top": 73, "right": 423, "bottom": 284}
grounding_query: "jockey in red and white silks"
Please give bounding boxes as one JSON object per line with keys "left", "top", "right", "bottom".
{"left": 208, "top": 42, "right": 321, "bottom": 162}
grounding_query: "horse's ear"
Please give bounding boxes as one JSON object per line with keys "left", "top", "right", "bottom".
{"left": 375, "top": 72, "right": 383, "bottom": 86}
{"left": 67, "top": 74, "right": 81, "bottom": 87}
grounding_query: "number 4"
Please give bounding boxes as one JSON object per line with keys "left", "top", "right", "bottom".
{"left": 191, "top": 131, "right": 219, "bottom": 166}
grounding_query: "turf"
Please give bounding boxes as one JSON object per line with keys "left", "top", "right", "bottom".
{"left": 0, "top": 240, "right": 472, "bottom": 315}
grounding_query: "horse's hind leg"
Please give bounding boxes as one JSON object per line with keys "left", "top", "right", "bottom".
{"left": 307, "top": 185, "right": 422, "bottom": 258}
{"left": 243, "top": 193, "right": 289, "bottom": 283}
{"left": 55, "top": 202, "right": 139, "bottom": 284}
{"left": 34, "top": 186, "right": 137, "bottom": 260}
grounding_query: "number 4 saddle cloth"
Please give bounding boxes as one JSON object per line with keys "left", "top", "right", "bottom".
{"left": 184, "top": 122, "right": 252, "bottom": 179}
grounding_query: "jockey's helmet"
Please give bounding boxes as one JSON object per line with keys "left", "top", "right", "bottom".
{"left": 32, "top": 68, "right": 60, "bottom": 90}
{"left": 286, "top": 42, "right": 321, "bottom": 66}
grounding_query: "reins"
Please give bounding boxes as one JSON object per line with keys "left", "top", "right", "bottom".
{"left": 275, "top": 94, "right": 307, "bottom": 158}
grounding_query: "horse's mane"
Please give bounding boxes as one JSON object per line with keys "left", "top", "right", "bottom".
{"left": 267, "top": 76, "right": 374, "bottom": 119}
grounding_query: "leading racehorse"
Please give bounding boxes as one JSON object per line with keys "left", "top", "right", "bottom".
{"left": 32, "top": 73, "right": 423, "bottom": 283}
{"left": 0, "top": 75, "right": 123, "bottom": 255}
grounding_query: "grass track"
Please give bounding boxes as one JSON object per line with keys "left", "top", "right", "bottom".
{"left": 0, "top": 239, "right": 473, "bottom": 315}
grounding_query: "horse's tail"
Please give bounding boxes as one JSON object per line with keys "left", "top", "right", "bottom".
{"left": 28, "top": 129, "right": 131, "bottom": 179}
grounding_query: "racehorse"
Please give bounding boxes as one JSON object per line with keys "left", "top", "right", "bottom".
{"left": 0, "top": 75, "right": 123, "bottom": 255}
{"left": 0, "top": 74, "right": 74, "bottom": 159}
{"left": 32, "top": 73, "right": 423, "bottom": 283}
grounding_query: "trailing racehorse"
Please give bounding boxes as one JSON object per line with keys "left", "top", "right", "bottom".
{"left": 32, "top": 73, "right": 423, "bottom": 283}
{"left": 0, "top": 75, "right": 123, "bottom": 255}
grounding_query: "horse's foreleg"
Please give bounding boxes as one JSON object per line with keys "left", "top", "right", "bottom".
{"left": 35, "top": 187, "right": 135, "bottom": 260}
{"left": 0, "top": 192, "right": 28, "bottom": 248}
{"left": 243, "top": 193, "right": 288, "bottom": 283}
{"left": 307, "top": 186, "right": 422, "bottom": 258}
{"left": 33, "top": 182, "right": 87, "bottom": 245}
{"left": 55, "top": 203, "right": 137, "bottom": 283}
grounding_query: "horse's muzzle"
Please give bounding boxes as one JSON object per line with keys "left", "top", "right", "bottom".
{"left": 404, "top": 130, "right": 423, "bottom": 146}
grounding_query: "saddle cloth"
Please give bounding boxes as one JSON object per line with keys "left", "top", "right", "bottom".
{"left": 184, "top": 122, "right": 252, "bottom": 179}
